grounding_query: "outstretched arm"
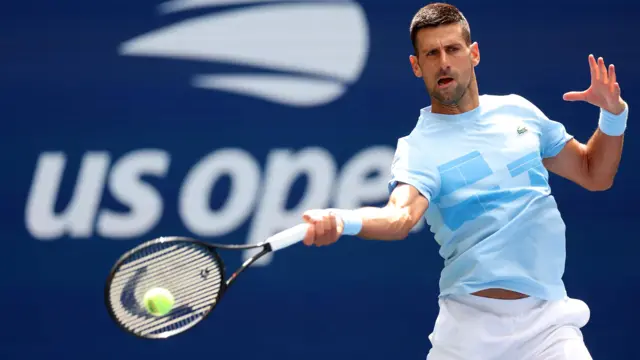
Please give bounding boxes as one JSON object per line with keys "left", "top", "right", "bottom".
{"left": 301, "top": 183, "right": 429, "bottom": 246}
{"left": 544, "top": 55, "right": 628, "bottom": 191}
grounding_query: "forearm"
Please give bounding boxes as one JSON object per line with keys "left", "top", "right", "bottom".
{"left": 353, "top": 205, "right": 419, "bottom": 240}
{"left": 585, "top": 104, "right": 628, "bottom": 189}
{"left": 330, "top": 183, "right": 429, "bottom": 241}
{"left": 584, "top": 128, "right": 624, "bottom": 190}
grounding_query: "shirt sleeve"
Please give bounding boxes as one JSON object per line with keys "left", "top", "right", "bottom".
{"left": 388, "top": 136, "right": 440, "bottom": 202}
{"left": 512, "top": 94, "right": 574, "bottom": 158}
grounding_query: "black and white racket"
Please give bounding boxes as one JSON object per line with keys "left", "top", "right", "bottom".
{"left": 104, "top": 223, "right": 309, "bottom": 339}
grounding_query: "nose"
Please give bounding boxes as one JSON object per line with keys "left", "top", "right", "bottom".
{"left": 438, "top": 52, "right": 451, "bottom": 70}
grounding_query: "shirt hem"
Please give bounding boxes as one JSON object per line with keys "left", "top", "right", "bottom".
{"left": 438, "top": 281, "right": 567, "bottom": 301}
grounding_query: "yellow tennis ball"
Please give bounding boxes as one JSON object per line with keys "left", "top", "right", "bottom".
{"left": 143, "top": 287, "right": 175, "bottom": 316}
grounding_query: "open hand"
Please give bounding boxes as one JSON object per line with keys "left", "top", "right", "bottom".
{"left": 563, "top": 54, "right": 626, "bottom": 115}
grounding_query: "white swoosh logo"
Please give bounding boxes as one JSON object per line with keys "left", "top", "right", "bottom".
{"left": 193, "top": 74, "right": 346, "bottom": 106}
{"left": 158, "top": 0, "right": 353, "bottom": 14}
{"left": 119, "top": 2, "right": 369, "bottom": 107}
{"left": 160, "top": 0, "right": 285, "bottom": 14}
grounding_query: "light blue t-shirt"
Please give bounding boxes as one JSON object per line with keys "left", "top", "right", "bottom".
{"left": 388, "top": 94, "right": 574, "bottom": 300}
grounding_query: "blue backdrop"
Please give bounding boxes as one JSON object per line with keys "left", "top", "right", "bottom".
{"left": 2, "top": 0, "right": 638, "bottom": 359}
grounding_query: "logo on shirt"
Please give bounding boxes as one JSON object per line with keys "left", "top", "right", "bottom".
{"left": 517, "top": 125, "right": 528, "bottom": 135}
{"left": 117, "top": 0, "right": 370, "bottom": 107}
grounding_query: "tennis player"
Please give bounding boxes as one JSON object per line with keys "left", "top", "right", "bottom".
{"left": 301, "top": 3, "right": 628, "bottom": 359}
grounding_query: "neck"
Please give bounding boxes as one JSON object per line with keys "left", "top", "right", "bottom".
{"left": 430, "top": 79, "right": 480, "bottom": 115}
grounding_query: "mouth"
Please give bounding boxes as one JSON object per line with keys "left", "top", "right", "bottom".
{"left": 437, "top": 77, "right": 455, "bottom": 88}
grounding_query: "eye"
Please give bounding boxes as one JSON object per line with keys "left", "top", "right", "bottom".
{"left": 426, "top": 49, "right": 437, "bottom": 57}
{"left": 447, "top": 46, "right": 461, "bottom": 53}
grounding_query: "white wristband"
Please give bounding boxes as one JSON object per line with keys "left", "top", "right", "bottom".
{"left": 331, "top": 209, "right": 363, "bottom": 236}
{"left": 599, "top": 103, "right": 629, "bottom": 136}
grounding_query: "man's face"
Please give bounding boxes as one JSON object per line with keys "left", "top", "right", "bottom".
{"left": 410, "top": 23, "right": 480, "bottom": 106}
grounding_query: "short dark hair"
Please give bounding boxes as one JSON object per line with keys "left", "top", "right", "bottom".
{"left": 410, "top": 3, "right": 471, "bottom": 53}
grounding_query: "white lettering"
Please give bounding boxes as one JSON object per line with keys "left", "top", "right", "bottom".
{"left": 334, "top": 146, "right": 393, "bottom": 208}
{"left": 96, "top": 149, "right": 170, "bottom": 238}
{"left": 179, "top": 148, "right": 260, "bottom": 236}
{"left": 25, "top": 152, "right": 110, "bottom": 240}
{"left": 25, "top": 146, "right": 424, "bottom": 246}
{"left": 245, "top": 147, "right": 337, "bottom": 265}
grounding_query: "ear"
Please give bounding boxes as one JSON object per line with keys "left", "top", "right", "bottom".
{"left": 409, "top": 55, "right": 422, "bottom": 78}
{"left": 470, "top": 42, "right": 480, "bottom": 67}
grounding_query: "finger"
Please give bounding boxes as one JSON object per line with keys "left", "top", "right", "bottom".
{"left": 304, "top": 210, "right": 325, "bottom": 222}
{"left": 321, "top": 213, "right": 336, "bottom": 245}
{"left": 328, "top": 213, "right": 337, "bottom": 238}
{"left": 598, "top": 57, "right": 608, "bottom": 83}
{"left": 588, "top": 54, "right": 598, "bottom": 81}
{"left": 322, "top": 214, "right": 336, "bottom": 244}
{"left": 323, "top": 213, "right": 334, "bottom": 237}
{"left": 302, "top": 212, "right": 312, "bottom": 223}
{"left": 303, "top": 209, "right": 320, "bottom": 220}
{"left": 563, "top": 91, "right": 587, "bottom": 102}
{"left": 335, "top": 214, "right": 344, "bottom": 234}
{"left": 614, "top": 82, "right": 621, "bottom": 97}
{"left": 315, "top": 214, "right": 338, "bottom": 246}
{"left": 315, "top": 214, "right": 326, "bottom": 239}
{"left": 303, "top": 223, "right": 315, "bottom": 246}
{"left": 609, "top": 64, "right": 616, "bottom": 93}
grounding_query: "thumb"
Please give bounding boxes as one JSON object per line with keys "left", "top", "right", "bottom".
{"left": 563, "top": 91, "right": 587, "bottom": 102}
{"left": 302, "top": 210, "right": 320, "bottom": 223}
{"left": 332, "top": 213, "right": 345, "bottom": 234}
{"left": 302, "top": 224, "right": 315, "bottom": 246}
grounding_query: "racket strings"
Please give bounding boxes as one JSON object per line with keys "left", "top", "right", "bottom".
{"left": 107, "top": 240, "right": 223, "bottom": 338}
{"left": 111, "top": 249, "right": 219, "bottom": 304}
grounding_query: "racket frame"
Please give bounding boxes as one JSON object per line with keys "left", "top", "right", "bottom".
{"left": 104, "top": 236, "right": 274, "bottom": 340}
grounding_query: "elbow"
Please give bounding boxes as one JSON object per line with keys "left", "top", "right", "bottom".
{"left": 391, "top": 214, "right": 419, "bottom": 240}
{"left": 379, "top": 224, "right": 411, "bottom": 241}
{"left": 394, "top": 229, "right": 412, "bottom": 240}
{"left": 585, "top": 178, "right": 614, "bottom": 192}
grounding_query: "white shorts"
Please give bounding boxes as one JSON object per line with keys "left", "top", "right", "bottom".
{"left": 426, "top": 294, "right": 593, "bottom": 360}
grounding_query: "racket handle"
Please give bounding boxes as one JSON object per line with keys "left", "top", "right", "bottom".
{"left": 266, "top": 223, "right": 310, "bottom": 252}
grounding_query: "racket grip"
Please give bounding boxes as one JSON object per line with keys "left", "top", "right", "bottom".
{"left": 266, "top": 223, "right": 310, "bottom": 251}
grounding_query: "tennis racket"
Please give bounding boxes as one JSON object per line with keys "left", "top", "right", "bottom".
{"left": 104, "top": 223, "right": 310, "bottom": 340}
